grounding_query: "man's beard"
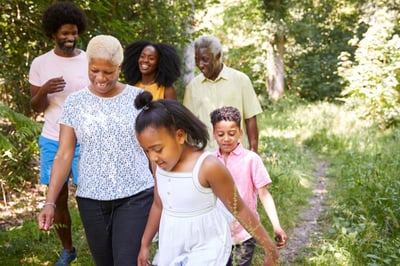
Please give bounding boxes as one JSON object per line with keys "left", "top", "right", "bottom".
{"left": 57, "top": 40, "right": 77, "bottom": 54}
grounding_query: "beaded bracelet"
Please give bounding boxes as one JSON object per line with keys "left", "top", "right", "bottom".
{"left": 42, "top": 202, "right": 56, "bottom": 209}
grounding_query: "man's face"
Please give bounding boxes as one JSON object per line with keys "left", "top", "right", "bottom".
{"left": 53, "top": 24, "right": 78, "bottom": 55}
{"left": 195, "top": 47, "right": 221, "bottom": 81}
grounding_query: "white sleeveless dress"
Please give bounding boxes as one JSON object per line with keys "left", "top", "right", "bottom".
{"left": 155, "top": 152, "right": 232, "bottom": 266}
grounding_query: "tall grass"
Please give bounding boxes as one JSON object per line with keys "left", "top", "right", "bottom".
{"left": 274, "top": 99, "right": 400, "bottom": 265}
{"left": 253, "top": 96, "right": 399, "bottom": 265}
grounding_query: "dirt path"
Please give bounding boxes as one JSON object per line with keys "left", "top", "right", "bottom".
{"left": 278, "top": 161, "right": 329, "bottom": 265}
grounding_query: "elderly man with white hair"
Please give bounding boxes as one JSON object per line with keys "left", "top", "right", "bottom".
{"left": 183, "top": 35, "right": 263, "bottom": 153}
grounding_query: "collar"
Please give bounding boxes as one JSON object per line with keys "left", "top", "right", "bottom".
{"left": 201, "top": 64, "right": 228, "bottom": 83}
{"left": 216, "top": 142, "right": 244, "bottom": 158}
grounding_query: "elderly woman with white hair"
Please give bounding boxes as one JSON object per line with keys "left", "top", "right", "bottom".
{"left": 38, "top": 35, "right": 154, "bottom": 266}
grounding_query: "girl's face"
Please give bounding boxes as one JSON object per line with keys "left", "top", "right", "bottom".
{"left": 88, "top": 58, "right": 121, "bottom": 97}
{"left": 137, "top": 126, "right": 185, "bottom": 171}
{"left": 213, "top": 120, "right": 242, "bottom": 155}
{"left": 138, "top": 45, "right": 159, "bottom": 76}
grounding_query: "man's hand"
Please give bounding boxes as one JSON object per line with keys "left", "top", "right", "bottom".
{"left": 42, "top": 76, "right": 66, "bottom": 94}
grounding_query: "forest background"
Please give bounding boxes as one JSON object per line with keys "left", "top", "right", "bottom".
{"left": 0, "top": 0, "right": 399, "bottom": 265}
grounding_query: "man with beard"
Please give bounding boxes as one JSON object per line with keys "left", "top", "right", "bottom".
{"left": 29, "top": 2, "right": 88, "bottom": 265}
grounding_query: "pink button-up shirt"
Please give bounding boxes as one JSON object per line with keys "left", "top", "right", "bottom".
{"left": 215, "top": 143, "right": 272, "bottom": 244}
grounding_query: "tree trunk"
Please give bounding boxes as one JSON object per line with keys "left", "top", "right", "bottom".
{"left": 267, "top": 33, "right": 285, "bottom": 100}
{"left": 182, "top": 0, "right": 196, "bottom": 87}
{"left": 183, "top": 41, "right": 195, "bottom": 86}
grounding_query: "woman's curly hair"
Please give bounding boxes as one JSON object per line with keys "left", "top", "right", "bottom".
{"left": 42, "top": 2, "right": 87, "bottom": 39}
{"left": 122, "top": 40, "right": 181, "bottom": 87}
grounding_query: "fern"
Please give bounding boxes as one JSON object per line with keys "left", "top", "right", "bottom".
{"left": 0, "top": 102, "right": 42, "bottom": 189}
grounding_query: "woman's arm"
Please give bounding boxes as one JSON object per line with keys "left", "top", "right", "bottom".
{"left": 37, "top": 124, "right": 76, "bottom": 230}
{"left": 163, "top": 86, "right": 177, "bottom": 100}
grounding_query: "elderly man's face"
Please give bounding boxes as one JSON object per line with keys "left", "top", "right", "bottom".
{"left": 195, "top": 48, "right": 221, "bottom": 81}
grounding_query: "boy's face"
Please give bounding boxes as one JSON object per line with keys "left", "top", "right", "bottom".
{"left": 213, "top": 120, "right": 243, "bottom": 154}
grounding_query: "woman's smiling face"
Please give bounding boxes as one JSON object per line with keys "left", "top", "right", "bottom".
{"left": 138, "top": 45, "right": 159, "bottom": 76}
{"left": 88, "top": 58, "right": 121, "bottom": 97}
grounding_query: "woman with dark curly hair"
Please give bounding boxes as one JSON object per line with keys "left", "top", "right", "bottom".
{"left": 122, "top": 40, "right": 181, "bottom": 100}
{"left": 29, "top": 2, "right": 88, "bottom": 265}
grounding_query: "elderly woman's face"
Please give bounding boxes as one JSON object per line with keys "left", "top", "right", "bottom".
{"left": 88, "top": 58, "right": 120, "bottom": 97}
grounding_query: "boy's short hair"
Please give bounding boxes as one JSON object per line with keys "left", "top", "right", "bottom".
{"left": 210, "top": 106, "right": 241, "bottom": 128}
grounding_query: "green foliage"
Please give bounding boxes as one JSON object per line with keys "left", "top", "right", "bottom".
{"left": 0, "top": 103, "right": 42, "bottom": 191}
{"left": 291, "top": 101, "right": 400, "bottom": 265}
{"left": 0, "top": 0, "right": 206, "bottom": 116}
{"left": 197, "top": 0, "right": 364, "bottom": 102}
{"left": 0, "top": 0, "right": 206, "bottom": 191}
{"left": 285, "top": 0, "right": 360, "bottom": 101}
{"left": 338, "top": 5, "right": 400, "bottom": 127}
{"left": 0, "top": 1, "right": 44, "bottom": 115}
{"left": 322, "top": 130, "right": 400, "bottom": 265}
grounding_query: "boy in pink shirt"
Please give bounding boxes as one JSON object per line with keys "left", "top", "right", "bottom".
{"left": 210, "top": 106, "right": 287, "bottom": 266}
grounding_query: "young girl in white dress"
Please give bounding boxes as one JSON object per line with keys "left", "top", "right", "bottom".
{"left": 134, "top": 91, "right": 279, "bottom": 266}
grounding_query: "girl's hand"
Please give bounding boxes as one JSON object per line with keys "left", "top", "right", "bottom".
{"left": 263, "top": 248, "right": 280, "bottom": 266}
{"left": 137, "top": 246, "right": 151, "bottom": 266}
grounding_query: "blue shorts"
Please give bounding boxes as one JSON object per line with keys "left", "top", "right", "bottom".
{"left": 38, "top": 135, "right": 80, "bottom": 185}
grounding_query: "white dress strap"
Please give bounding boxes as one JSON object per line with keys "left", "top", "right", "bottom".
{"left": 192, "top": 151, "right": 213, "bottom": 193}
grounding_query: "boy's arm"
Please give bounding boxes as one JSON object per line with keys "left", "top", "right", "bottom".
{"left": 258, "top": 186, "right": 288, "bottom": 248}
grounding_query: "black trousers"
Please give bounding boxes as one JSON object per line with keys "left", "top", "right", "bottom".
{"left": 226, "top": 237, "right": 257, "bottom": 266}
{"left": 77, "top": 187, "right": 154, "bottom": 266}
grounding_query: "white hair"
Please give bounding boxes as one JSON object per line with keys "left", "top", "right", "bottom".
{"left": 86, "top": 35, "right": 123, "bottom": 65}
{"left": 194, "top": 35, "right": 223, "bottom": 63}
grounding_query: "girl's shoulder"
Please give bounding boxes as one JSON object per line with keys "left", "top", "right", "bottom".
{"left": 198, "top": 152, "right": 226, "bottom": 176}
